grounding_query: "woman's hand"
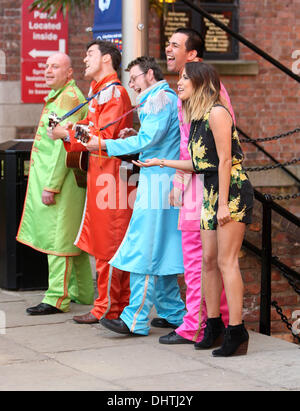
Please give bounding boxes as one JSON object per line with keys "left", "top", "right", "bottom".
{"left": 217, "top": 204, "right": 231, "bottom": 227}
{"left": 132, "top": 158, "right": 161, "bottom": 168}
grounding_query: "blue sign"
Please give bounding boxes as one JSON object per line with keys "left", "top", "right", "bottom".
{"left": 93, "top": 0, "right": 122, "bottom": 50}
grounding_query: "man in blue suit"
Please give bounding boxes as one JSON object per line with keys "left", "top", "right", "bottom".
{"left": 98, "top": 56, "right": 188, "bottom": 337}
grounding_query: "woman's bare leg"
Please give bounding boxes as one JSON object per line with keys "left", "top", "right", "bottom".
{"left": 217, "top": 221, "right": 246, "bottom": 325}
{"left": 200, "top": 229, "right": 223, "bottom": 319}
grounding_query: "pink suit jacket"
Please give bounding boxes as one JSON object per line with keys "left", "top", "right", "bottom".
{"left": 174, "top": 83, "right": 236, "bottom": 231}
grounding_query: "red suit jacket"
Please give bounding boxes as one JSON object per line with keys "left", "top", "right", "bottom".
{"left": 64, "top": 73, "right": 135, "bottom": 261}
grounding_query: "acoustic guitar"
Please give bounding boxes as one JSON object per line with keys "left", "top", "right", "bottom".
{"left": 48, "top": 113, "right": 88, "bottom": 188}
{"left": 48, "top": 113, "right": 140, "bottom": 187}
{"left": 70, "top": 122, "right": 140, "bottom": 181}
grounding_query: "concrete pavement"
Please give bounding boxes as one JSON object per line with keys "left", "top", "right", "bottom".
{"left": 0, "top": 287, "right": 299, "bottom": 392}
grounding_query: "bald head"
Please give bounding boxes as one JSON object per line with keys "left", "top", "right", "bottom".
{"left": 45, "top": 52, "right": 73, "bottom": 91}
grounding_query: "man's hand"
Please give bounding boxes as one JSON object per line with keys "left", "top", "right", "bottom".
{"left": 42, "top": 190, "right": 56, "bottom": 206}
{"left": 47, "top": 122, "right": 73, "bottom": 140}
{"left": 118, "top": 128, "right": 138, "bottom": 139}
{"left": 86, "top": 135, "right": 100, "bottom": 151}
{"left": 169, "top": 186, "right": 182, "bottom": 207}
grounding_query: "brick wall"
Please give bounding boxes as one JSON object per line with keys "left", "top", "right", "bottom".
{"left": 226, "top": 0, "right": 300, "bottom": 166}
{"left": 67, "top": 8, "right": 94, "bottom": 96}
{"left": 0, "top": 0, "right": 21, "bottom": 82}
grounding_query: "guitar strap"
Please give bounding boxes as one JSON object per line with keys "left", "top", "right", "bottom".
{"left": 61, "top": 85, "right": 172, "bottom": 171}
{"left": 100, "top": 101, "right": 144, "bottom": 131}
{"left": 99, "top": 89, "right": 174, "bottom": 131}
{"left": 57, "top": 81, "right": 122, "bottom": 124}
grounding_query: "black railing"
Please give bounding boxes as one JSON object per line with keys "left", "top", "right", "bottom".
{"left": 244, "top": 190, "right": 300, "bottom": 339}
{"left": 180, "top": 0, "right": 300, "bottom": 340}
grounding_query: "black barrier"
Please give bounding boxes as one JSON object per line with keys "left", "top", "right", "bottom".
{"left": 0, "top": 140, "right": 48, "bottom": 290}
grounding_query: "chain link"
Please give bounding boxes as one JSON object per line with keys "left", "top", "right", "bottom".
{"left": 244, "top": 158, "right": 300, "bottom": 200}
{"left": 240, "top": 127, "right": 300, "bottom": 143}
{"left": 271, "top": 301, "right": 300, "bottom": 344}
{"left": 274, "top": 263, "right": 300, "bottom": 295}
{"left": 245, "top": 157, "right": 300, "bottom": 172}
{"left": 269, "top": 192, "right": 300, "bottom": 201}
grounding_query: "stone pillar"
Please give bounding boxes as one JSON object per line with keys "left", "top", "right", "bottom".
{"left": 0, "top": 81, "right": 42, "bottom": 143}
{"left": 122, "top": 0, "right": 149, "bottom": 103}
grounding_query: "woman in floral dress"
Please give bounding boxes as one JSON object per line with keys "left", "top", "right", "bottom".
{"left": 134, "top": 62, "right": 254, "bottom": 357}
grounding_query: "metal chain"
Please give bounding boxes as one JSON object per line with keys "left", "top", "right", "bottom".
{"left": 274, "top": 263, "right": 300, "bottom": 295}
{"left": 269, "top": 192, "right": 300, "bottom": 201}
{"left": 240, "top": 127, "right": 300, "bottom": 143}
{"left": 245, "top": 157, "right": 300, "bottom": 172}
{"left": 271, "top": 301, "right": 300, "bottom": 344}
{"left": 244, "top": 158, "right": 300, "bottom": 200}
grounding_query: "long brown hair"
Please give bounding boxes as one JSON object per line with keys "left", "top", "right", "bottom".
{"left": 182, "top": 62, "right": 221, "bottom": 123}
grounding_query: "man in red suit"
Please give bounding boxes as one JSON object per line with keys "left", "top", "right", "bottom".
{"left": 50, "top": 40, "right": 135, "bottom": 324}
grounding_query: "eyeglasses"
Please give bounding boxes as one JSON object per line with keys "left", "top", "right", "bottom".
{"left": 128, "top": 72, "right": 145, "bottom": 86}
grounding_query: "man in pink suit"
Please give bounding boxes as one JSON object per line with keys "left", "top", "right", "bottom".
{"left": 153, "top": 28, "right": 234, "bottom": 345}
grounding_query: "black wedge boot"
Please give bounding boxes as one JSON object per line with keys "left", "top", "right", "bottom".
{"left": 194, "top": 316, "right": 225, "bottom": 350}
{"left": 212, "top": 322, "right": 249, "bottom": 357}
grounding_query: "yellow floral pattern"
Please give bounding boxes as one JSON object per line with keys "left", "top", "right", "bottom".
{"left": 193, "top": 104, "right": 254, "bottom": 230}
{"left": 190, "top": 134, "right": 215, "bottom": 170}
{"left": 228, "top": 195, "right": 247, "bottom": 222}
{"left": 201, "top": 185, "right": 218, "bottom": 230}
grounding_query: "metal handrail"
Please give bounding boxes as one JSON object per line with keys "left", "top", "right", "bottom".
{"left": 244, "top": 190, "right": 300, "bottom": 335}
{"left": 254, "top": 190, "right": 300, "bottom": 227}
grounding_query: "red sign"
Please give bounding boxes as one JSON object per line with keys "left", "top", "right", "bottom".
{"left": 21, "top": 0, "right": 68, "bottom": 103}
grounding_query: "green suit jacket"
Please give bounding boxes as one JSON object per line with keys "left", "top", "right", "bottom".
{"left": 17, "top": 79, "right": 88, "bottom": 256}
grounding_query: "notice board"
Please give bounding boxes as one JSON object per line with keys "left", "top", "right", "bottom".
{"left": 21, "top": 0, "right": 68, "bottom": 103}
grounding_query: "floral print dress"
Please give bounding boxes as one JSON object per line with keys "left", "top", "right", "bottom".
{"left": 188, "top": 105, "right": 254, "bottom": 230}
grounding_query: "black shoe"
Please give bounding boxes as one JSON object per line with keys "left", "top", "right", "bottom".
{"left": 194, "top": 316, "right": 225, "bottom": 350}
{"left": 212, "top": 323, "right": 249, "bottom": 357}
{"left": 151, "top": 317, "right": 178, "bottom": 329}
{"left": 159, "top": 331, "right": 194, "bottom": 345}
{"left": 26, "top": 303, "right": 63, "bottom": 316}
{"left": 100, "top": 317, "right": 132, "bottom": 335}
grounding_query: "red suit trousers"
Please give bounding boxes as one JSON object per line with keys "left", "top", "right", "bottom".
{"left": 91, "top": 258, "right": 130, "bottom": 320}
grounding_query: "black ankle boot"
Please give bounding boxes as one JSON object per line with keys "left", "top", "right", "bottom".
{"left": 212, "top": 322, "right": 249, "bottom": 357}
{"left": 194, "top": 316, "right": 225, "bottom": 350}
